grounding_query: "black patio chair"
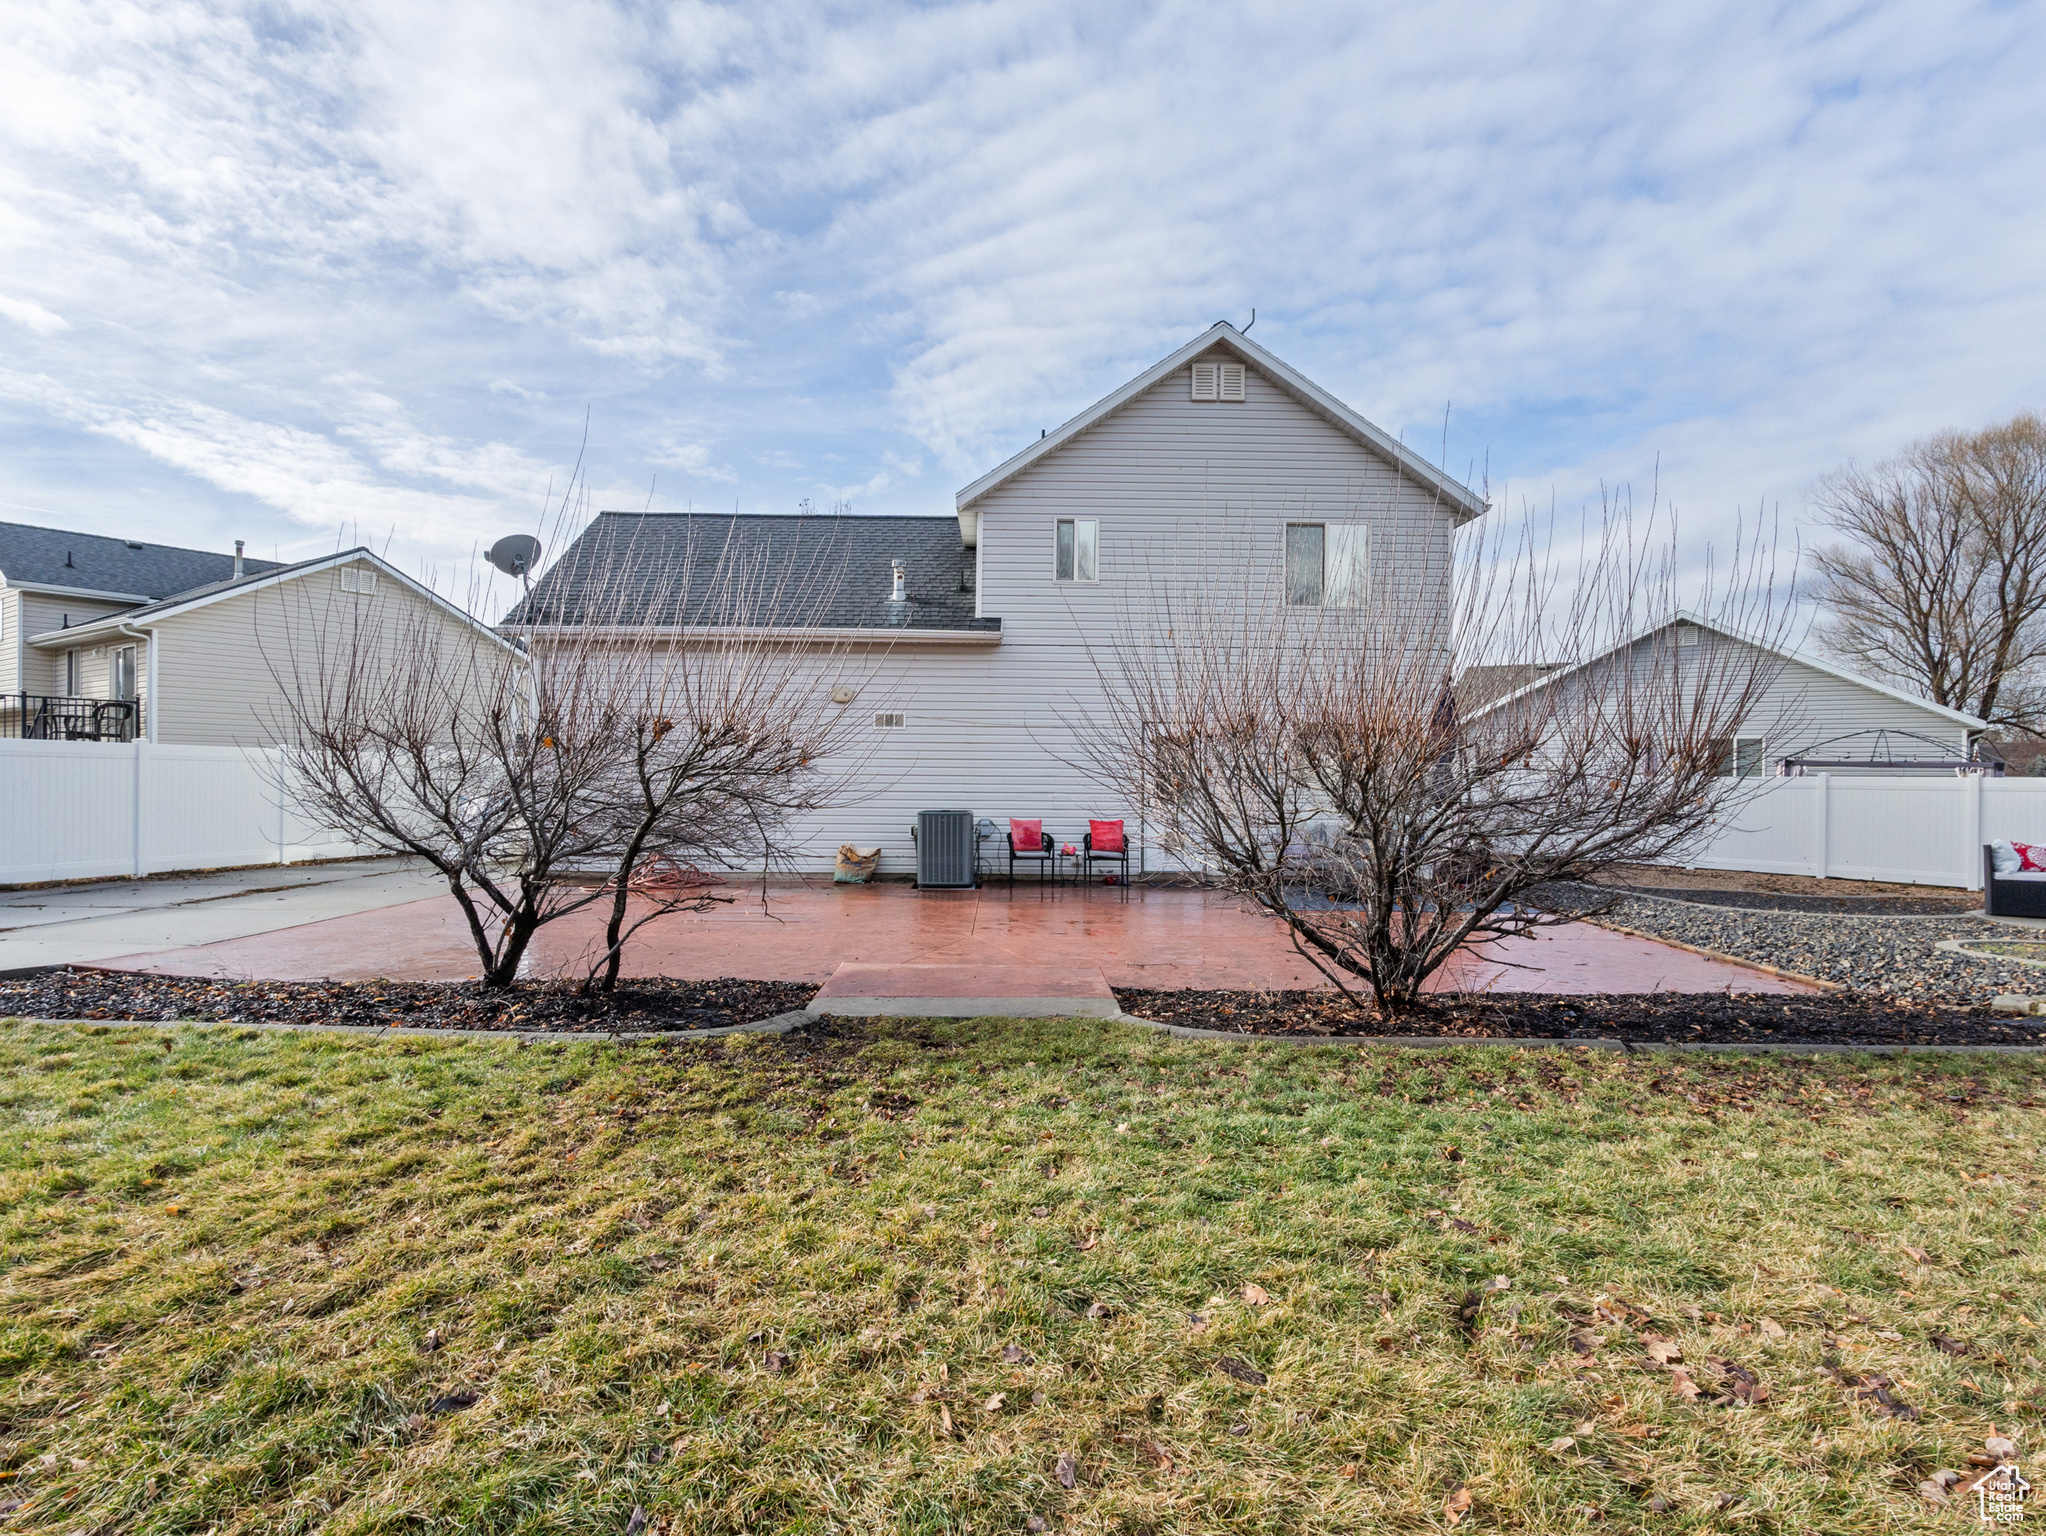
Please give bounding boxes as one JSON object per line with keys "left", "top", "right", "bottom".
{"left": 1083, "top": 819, "right": 1130, "bottom": 900}
{"left": 1008, "top": 819, "right": 1053, "bottom": 889}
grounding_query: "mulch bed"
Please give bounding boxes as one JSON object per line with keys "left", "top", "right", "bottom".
{"left": 1113, "top": 987, "right": 2046, "bottom": 1047}
{"left": 0, "top": 970, "right": 819, "bottom": 1034}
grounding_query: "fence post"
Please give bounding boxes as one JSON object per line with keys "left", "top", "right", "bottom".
{"left": 1966, "top": 772, "right": 1984, "bottom": 891}
{"left": 1814, "top": 773, "right": 1830, "bottom": 879}
{"left": 131, "top": 740, "right": 144, "bottom": 878}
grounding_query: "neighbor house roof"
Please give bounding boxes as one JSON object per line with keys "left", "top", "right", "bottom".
{"left": 954, "top": 321, "right": 1490, "bottom": 526}
{"left": 0, "top": 520, "right": 282, "bottom": 601}
{"left": 28, "top": 548, "right": 510, "bottom": 651}
{"left": 1453, "top": 663, "right": 1564, "bottom": 713}
{"left": 1464, "top": 612, "right": 1991, "bottom": 732}
{"left": 504, "top": 513, "right": 996, "bottom": 634}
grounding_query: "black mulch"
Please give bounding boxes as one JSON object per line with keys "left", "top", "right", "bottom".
{"left": 0, "top": 970, "right": 819, "bottom": 1034}
{"left": 1113, "top": 987, "right": 2046, "bottom": 1047}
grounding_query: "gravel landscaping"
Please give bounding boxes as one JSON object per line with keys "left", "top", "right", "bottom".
{"left": 1584, "top": 889, "right": 2040, "bottom": 1004}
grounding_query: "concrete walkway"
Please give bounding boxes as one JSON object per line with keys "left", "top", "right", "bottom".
{"left": 0, "top": 859, "right": 447, "bottom": 972}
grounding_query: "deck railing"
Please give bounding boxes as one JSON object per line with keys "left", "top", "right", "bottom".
{"left": 0, "top": 694, "right": 143, "bottom": 742}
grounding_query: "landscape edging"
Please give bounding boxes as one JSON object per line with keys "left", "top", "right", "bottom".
{"left": 0, "top": 1010, "right": 810, "bottom": 1044}
{"left": 1577, "top": 913, "right": 1846, "bottom": 992}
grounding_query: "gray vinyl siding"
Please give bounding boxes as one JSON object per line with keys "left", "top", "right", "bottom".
{"left": 14, "top": 594, "right": 134, "bottom": 695}
{"left": 713, "top": 352, "right": 1465, "bottom": 874}
{"left": 150, "top": 561, "right": 490, "bottom": 746}
{"left": 0, "top": 591, "right": 17, "bottom": 693}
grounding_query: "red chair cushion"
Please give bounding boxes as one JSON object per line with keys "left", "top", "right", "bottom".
{"left": 1089, "top": 819, "right": 1124, "bottom": 854}
{"left": 1010, "top": 819, "right": 1043, "bottom": 852}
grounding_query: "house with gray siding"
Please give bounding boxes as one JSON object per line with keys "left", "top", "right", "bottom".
{"left": 1465, "top": 613, "right": 1988, "bottom": 776}
{"left": 0, "top": 526, "right": 499, "bottom": 747}
{"left": 513, "top": 321, "right": 1488, "bottom": 875}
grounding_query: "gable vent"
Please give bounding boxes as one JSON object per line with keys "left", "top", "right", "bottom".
{"left": 1191, "top": 361, "right": 1246, "bottom": 401}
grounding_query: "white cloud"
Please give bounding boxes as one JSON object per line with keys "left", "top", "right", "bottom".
{"left": 0, "top": 295, "right": 68, "bottom": 334}
{"left": 0, "top": 0, "right": 2037, "bottom": 586}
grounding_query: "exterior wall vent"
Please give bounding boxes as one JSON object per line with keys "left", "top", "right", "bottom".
{"left": 339, "top": 567, "right": 378, "bottom": 595}
{"left": 874, "top": 711, "right": 905, "bottom": 729}
{"left": 915, "top": 808, "right": 976, "bottom": 888}
{"left": 1191, "top": 361, "right": 1245, "bottom": 401}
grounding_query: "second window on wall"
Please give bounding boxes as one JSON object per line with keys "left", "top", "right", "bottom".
{"left": 1284, "top": 522, "right": 1368, "bottom": 607}
{"left": 1055, "top": 518, "right": 1098, "bottom": 582}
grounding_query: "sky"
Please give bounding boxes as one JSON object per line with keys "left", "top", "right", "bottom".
{"left": 1, "top": 0, "right": 2040, "bottom": 616}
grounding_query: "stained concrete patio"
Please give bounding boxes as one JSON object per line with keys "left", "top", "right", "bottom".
{"left": 86, "top": 876, "right": 1816, "bottom": 996}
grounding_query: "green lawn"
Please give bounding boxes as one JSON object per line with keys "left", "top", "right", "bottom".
{"left": 0, "top": 1016, "right": 2041, "bottom": 1534}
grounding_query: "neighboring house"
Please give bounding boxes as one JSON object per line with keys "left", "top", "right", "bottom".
{"left": 0, "top": 522, "right": 499, "bottom": 747}
{"left": 1464, "top": 613, "right": 1989, "bottom": 776}
{"left": 511, "top": 321, "right": 1488, "bottom": 873}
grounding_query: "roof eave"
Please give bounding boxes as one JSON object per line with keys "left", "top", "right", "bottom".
{"left": 953, "top": 323, "right": 1489, "bottom": 523}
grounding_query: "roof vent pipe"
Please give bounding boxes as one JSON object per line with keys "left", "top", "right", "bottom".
{"left": 233, "top": 541, "right": 244, "bottom": 580}
{"left": 886, "top": 558, "right": 911, "bottom": 626}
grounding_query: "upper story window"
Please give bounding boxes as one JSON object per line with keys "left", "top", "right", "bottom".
{"left": 1284, "top": 522, "right": 1367, "bottom": 607}
{"left": 1191, "top": 361, "right": 1246, "bottom": 401}
{"left": 1055, "top": 518, "right": 1098, "bottom": 583}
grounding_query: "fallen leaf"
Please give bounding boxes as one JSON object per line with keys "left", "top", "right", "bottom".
{"left": 1337, "top": 1462, "right": 1359, "bottom": 1478}
{"left": 1217, "top": 1356, "right": 1268, "bottom": 1386}
{"left": 425, "top": 1390, "right": 479, "bottom": 1414}
{"left": 1001, "top": 1344, "right": 1034, "bottom": 1364}
{"left": 1442, "top": 1145, "right": 1463, "bottom": 1162}
{"left": 421, "top": 1328, "right": 443, "bottom": 1353}
{"left": 1055, "top": 1450, "right": 1078, "bottom": 1489}
{"left": 1445, "top": 1487, "right": 1472, "bottom": 1525}
{"left": 1026, "top": 1518, "right": 1047, "bottom": 1533}
{"left": 1930, "top": 1333, "right": 1970, "bottom": 1357}
{"left": 1669, "top": 1368, "right": 1703, "bottom": 1401}
{"left": 1084, "top": 1301, "right": 1115, "bottom": 1320}
{"left": 983, "top": 1393, "right": 1006, "bottom": 1412}
{"left": 1759, "top": 1318, "right": 1786, "bottom": 1340}
{"left": 1077, "top": 1235, "right": 1098, "bottom": 1252}
{"left": 1987, "top": 1435, "right": 2019, "bottom": 1460}
{"left": 764, "top": 1350, "right": 789, "bottom": 1373}
{"left": 1902, "top": 1245, "right": 1933, "bottom": 1265}
{"left": 1241, "top": 1284, "right": 1271, "bottom": 1306}
{"left": 1147, "top": 1440, "right": 1174, "bottom": 1471}
{"left": 1449, "top": 1218, "right": 1481, "bottom": 1235}
{"left": 1187, "top": 1313, "right": 1209, "bottom": 1332}
{"left": 1918, "top": 1479, "right": 1949, "bottom": 1506}
{"left": 1872, "top": 1329, "right": 1904, "bottom": 1342}
{"left": 625, "top": 1508, "right": 648, "bottom": 1536}
{"left": 1715, "top": 1492, "right": 1744, "bottom": 1512}
{"left": 1547, "top": 1435, "right": 1576, "bottom": 1453}
{"left": 939, "top": 1403, "right": 954, "bottom": 1437}
{"left": 1644, "top": 1338, "right": 1683, "bottom": 1365}
{"left": 1484, "top": 1275, "right": 1511, "bottom": 1293}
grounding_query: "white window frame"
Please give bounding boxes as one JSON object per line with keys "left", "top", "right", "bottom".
{"left": 111, "top": 645, "right": 137, "bottom": 701}
{"left": 1714, "top": 735, "right": 1767, "bottom": 778}
{"left": 1054, "top": 518, "right": 1098, "bottom": 583}
{"left": 1283, "top": 521, "right": 1368, "bottom": 608}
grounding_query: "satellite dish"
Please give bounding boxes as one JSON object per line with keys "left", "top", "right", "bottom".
{"left": 487, "top": 534, "right": 542, "bottom": 578}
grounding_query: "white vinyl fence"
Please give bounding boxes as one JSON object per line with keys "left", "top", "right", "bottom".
{"left": 1684, "top": 773, "right": 2046, "bottom": 890}
{"left": 0, "top": 739, "right": 365, "bottom": 885}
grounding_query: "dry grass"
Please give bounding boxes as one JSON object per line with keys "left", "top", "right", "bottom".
{"left": 0, "top": 1016, "right": 2041, "bottom": 1533}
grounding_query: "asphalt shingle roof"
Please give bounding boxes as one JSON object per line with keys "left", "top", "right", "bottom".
{"left": 0, "top": 521, "right": 282, "bottom": 601}
{"left": 506, "top": 513, "right": 993, "bottom": 631}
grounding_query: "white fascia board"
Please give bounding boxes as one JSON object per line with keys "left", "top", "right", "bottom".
{"left": 1465, "top": 610, "right": 1991, "bottom": 732}
{"left": 505, "top": 624, "right": 1002, "bottom": 645}
{"left": 27, "top": 549, "right": 513, "bottom": 654}
{"left": 952, "top": 323, "right": 1489, "bottom": 523}
{"left": 3, "top": 580, "right": 150, "bottom": 604}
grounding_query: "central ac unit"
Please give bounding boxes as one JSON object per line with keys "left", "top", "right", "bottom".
{"left": 914, "top": 809, "right": 976, "bottom": 888}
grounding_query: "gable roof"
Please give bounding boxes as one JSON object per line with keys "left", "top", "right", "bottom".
{"left": 505, "top": 512, "right": 995, "bottom": 633}
{"left": 27, "top": 548, "right": 510, "bottom": 651}
{"left": 0, "top": 520, "right": 282, "bottom": 601}
{"left": 954, "top": 322, "right": 1489, "bottom": 524}
{"left": 1463, "top": 612, "right": 1991, "bottom": 732}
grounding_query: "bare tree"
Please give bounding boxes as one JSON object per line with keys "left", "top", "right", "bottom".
{"left": 267, "top": 506, "right": 875, "bottom": 991}
{"left": 1073, "top": 497, "right": 1793, "bottom": 1018}
{"left": 1810, "top": 415, "right": 2046, "bottom": 731}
